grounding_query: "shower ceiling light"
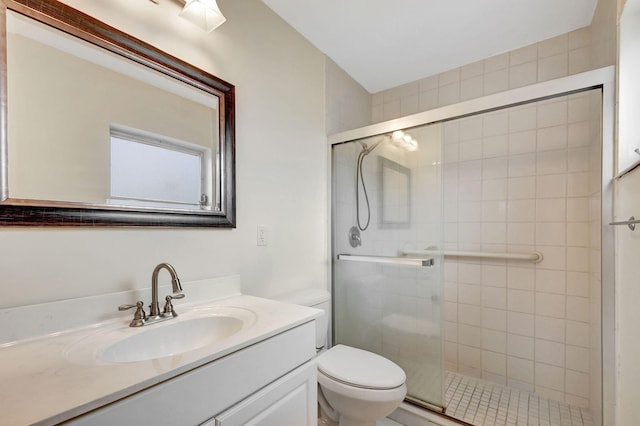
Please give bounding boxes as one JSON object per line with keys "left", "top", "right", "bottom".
{"left": 391, "top": 130, "right": 418, "bottom": 151}
{"left": 391, "top": 130, "right": 405, "bottom": 141}
{"left": 180, "top": 0, "right": 226, "bottom": 32}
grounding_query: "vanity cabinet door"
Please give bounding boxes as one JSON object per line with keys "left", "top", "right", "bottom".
{"left": 203, "top": 360, "right": 317, "bottom": 426}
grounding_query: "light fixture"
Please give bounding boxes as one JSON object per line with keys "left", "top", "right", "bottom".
{"left": 390, "top": 130, "right": 419, "bottom": 151}
{"left": 180, "top": 0, "right": 226, "bottom": 32}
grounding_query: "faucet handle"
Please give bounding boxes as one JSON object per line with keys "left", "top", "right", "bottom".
{"left": 118, "top": 301, "right": 147, "bottom": 327}
{"left": 162, "top": 293, "right": 185, "bottom": 318}
{"left": 118, "top": 300, "right": 145, "bottom": 313}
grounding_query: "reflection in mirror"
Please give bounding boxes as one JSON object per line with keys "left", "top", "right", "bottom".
{"left": 109, "top": 125, "right": 214, "bottom": 210}
{"left": 0, "top": 0, "right": 235, "bottom": 226}
{"left": 379, "top": 157, "right": 411, "bottom": 227}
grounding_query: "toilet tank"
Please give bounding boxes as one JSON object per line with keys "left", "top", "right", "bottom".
{"left": 276, "top": 288, "right": 330, "bottom": 350}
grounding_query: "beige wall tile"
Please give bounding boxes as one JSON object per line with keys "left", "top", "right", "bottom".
{"left": 536, "top": 339, "right": 566, "bottom": 367}
{"left": 536, "top": 269, "right": 567, "bottom": 295}
{"left": 508, "top": 333, "right": 535, "bottom": 359}
{"left": 536, "top": 316, "right": 566, "bottom": 342}
{"left": 538, "top": 53, "right": 569, "bottom": 81}
{"left": 538, "top": 34, "right": 569, "bottom": 58}
{"left": 536, "top": 363, "right": 565, "bottom": 391}
{"left": 536, "top": 292, "right": 566, "bottom": 318}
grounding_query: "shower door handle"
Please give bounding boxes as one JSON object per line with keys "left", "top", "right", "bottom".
{"left": 336, "top": 254, "right": 435, "bottom": 267}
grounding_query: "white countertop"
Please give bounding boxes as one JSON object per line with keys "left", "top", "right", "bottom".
{"left": 0, "top": 292, "right": 320, "bottom": 426}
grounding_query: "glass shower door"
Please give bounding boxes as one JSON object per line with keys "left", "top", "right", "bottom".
{"left": 332, "top": 122, "right": 445, "bottom": 410}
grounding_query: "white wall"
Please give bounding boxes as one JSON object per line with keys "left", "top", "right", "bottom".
{"left": 615, "top": 1, "right": 640, "bottom": 424}
{"left": 614, "top": 170, "right": 640, "bottom": 426}
{"left": 325, "top": 57, "right": 371, "bottom": 135}
{"left": 0, "top": 0, "right": 329, "bottom": 308}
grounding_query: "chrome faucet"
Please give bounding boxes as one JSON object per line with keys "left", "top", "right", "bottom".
{"left": 149, "top": 262, "right": 183, "bottom": 317}
{"left": 118, "top": 262, "right": 185, "bottom": 327}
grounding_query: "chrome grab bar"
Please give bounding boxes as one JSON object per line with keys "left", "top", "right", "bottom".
{"left": 336, "top": 254, "right": 434, "bottom": 267}
{"left": 401, "top": 249, "right": 543, "bottom": 263}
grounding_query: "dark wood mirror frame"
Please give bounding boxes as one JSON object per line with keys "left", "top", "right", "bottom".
{"left": 0, "top": 0, "right": 236, "bottom": 227}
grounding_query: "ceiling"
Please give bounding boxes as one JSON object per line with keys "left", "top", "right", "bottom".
{"left": 261, "top": 0, "right": 598, "bottom": 93}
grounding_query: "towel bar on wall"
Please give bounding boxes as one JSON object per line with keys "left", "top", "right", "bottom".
{"left": 336, "top": 254, "right": 435, "bottom": 267}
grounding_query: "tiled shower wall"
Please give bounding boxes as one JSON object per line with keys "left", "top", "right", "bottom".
{"left": 371, "top": 30, "right": 592, "bottom": 123}
{"left": 440, "top": 90, "right": 602, "bottom": 410}
{"left": 365, "top": 8, "right": 613, "bottom": 418}
{"left": 328, "top": 2, "right": 614, "bottom": 420}
{"left": 370, "top": 14, "right": 615, "bottom": 125}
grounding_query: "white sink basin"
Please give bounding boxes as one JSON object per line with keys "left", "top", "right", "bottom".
{"left": 101, "top": 315, "right": 243, "bottom": 363}
{"left": 64, "top": 306, "right": 256, "bottom": 365}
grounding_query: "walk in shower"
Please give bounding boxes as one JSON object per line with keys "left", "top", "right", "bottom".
{"left": 330, "top": 68, "right": 614, "bottom": 426}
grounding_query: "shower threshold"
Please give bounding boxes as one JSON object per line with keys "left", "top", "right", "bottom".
{"left": 443, "top": 371, "right": 594, "bottom": 426}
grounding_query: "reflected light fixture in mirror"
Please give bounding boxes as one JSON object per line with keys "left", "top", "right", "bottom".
{"left": 180, "top": 0, "right": 226, "bottom": 32}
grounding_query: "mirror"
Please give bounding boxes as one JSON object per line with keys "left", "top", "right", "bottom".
{"left": 0, "top": 0, "right": 235, "bottom": 226}
{"left": 378, "top": 157, "right": 411, "bottom": 227}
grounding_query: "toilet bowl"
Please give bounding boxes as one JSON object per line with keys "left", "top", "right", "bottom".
{"left": 317, "top": 344, "right": 407, "bottom": 426}
{"left": 276, "top": 289, "right": 407, "bottom": 426}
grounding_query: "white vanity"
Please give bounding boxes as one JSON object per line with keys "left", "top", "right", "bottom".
{"left": 0, "top": 276, "right": 320, "bottom": 425}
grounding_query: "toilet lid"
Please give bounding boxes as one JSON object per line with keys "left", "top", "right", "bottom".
{"left": 317, "top": 344, "right": 406, "bottom": 390}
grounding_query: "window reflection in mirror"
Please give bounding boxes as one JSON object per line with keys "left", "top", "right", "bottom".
{"left": 109, "top": 126, "right": 214, "bottom": 210}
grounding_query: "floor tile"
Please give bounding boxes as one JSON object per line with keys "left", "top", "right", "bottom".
{"left": 443, "top": 371, "right": 592, "bottom": 426}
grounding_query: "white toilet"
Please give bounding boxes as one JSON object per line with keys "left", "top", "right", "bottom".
{"left": 277, "top": 289, "right": 407, "bottom": 426}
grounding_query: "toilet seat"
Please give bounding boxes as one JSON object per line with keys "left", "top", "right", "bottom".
{"left": 317, "top": 344, "right": 406, "bottom": 390}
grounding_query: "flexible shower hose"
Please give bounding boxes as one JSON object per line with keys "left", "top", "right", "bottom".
{"left": 356, "top": 148, "right": 371, "bottom": 231}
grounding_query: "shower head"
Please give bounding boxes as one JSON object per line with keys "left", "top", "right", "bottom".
{"left": 358, "top": 135, "right": 388, "bottom": 156}
{"left": 354, "top": 129, "right": 419, "bottom": 234}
